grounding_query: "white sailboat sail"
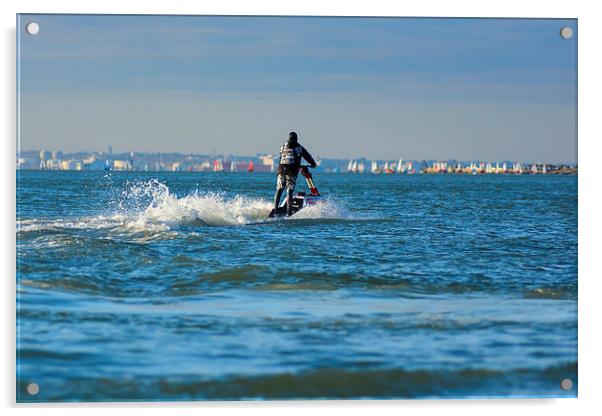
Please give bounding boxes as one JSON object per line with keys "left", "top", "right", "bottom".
{"left": 371, "top": 160, "right": 379, "bottom": 174}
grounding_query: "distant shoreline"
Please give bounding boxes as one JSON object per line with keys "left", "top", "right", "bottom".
{"left": 17, "top": 150, "right": 576, "bottom": 175}
{"left": 16, "top": 168, "right": 577, "bottom": 175}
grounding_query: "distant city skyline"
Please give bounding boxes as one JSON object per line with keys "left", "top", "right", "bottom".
{"left": 18, "top": 148, "right": 577, "bottom": 166}
{"left": 17, "top": 148, "right": 576, "bottom": 175}
{"left": 18, "top": 15, "right": 577, "bottom": 163}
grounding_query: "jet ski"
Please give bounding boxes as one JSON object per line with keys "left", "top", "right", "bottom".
{"left": 268, "top": 166, "right": 322, "bottom": 218}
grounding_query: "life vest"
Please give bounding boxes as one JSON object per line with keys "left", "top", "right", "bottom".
{"left": 280, "top": 143, "right": 303, "bottom": 165}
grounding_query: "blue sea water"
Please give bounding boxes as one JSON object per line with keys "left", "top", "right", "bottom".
{"left": 16, "top": 170, "right": 577, "bottom": 401}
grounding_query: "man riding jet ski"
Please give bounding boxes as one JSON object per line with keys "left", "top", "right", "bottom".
{"left": 269, "top": 132, "right": 319, "bottom": 218}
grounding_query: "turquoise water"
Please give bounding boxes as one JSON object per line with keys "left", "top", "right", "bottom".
{"left": 16, "top": 171, "right": 577, "bottom": 401}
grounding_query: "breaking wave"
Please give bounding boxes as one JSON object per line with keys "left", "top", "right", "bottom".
{"left": 17, "top": 179, "right": 351, "bottom": 234}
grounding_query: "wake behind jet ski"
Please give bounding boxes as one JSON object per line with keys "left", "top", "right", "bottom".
{"left": 268, "top": 166, "right": 321, "bottom": 218}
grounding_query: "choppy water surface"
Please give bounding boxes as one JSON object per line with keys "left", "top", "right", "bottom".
{"left": 16, "top": 171, "right": 577, "bottom": 401}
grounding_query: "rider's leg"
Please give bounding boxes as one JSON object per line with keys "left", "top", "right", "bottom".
{"left": 273, "top": 174, "right": 284, "bottom": 209}
{"left": 285, "top": 173, "right": 298, "bottom": 216}
{"left": 286, "top": 189, "right": 294, "bottom": 216}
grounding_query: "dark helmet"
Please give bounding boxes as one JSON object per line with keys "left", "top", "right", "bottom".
{"left": 287, "top": 131, "right": 298, "bottom": 146}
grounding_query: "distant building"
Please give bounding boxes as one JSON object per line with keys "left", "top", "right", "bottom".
{"left": 60, "top": 160, "right": 74, "bottom": 170}
{"left": 52, "top": 150, "right": 63, "bottom": 161}
{"left": 39, "top": 150, "right": 51, "bottom": 169}
{"left": 45, "top": 159, "right": 60, "bottom": 170}
{"left": 39, "top": 150, "right": 51, "bottom": 161}
{"left": 259, "top": 154, "right": 276, "bottom": 172}
{"left": 83, "top": 155, "right": 105, "bottom": 170}
{"left": 113, "top": 160, "right": 133, "bottom": 171}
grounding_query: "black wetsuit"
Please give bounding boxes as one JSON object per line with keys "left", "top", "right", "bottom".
{"left": 273, "top": 141, "right": 316, "bottom": 215}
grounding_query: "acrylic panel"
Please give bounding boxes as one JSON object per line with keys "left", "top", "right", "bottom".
{"left": 16, "top": 14, "right": 577, "bottom": 402}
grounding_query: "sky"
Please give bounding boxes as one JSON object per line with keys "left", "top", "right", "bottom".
{"left": 18, "top": 15, "right": 577, "bottom": 163}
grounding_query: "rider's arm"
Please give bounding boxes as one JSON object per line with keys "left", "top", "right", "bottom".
{"left": 302, "top": 147, "right": 317, "bottom": 168}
